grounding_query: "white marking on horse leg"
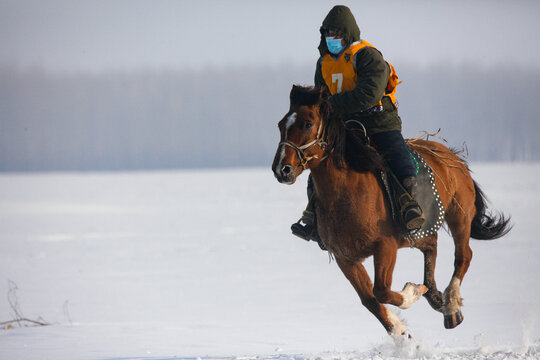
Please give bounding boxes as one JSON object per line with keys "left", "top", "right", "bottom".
{"left": 386, "top": 306, "right": 407, "bottom": 336}
{"left": 442, "top": 276, "right": 463, "bottom": 315}
{"left": 399, "top": 282, "right": 428, "bottom": 309}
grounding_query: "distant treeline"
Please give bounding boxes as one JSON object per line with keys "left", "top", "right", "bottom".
{"left": 0, "top": 64, "right": 538, "bottom": 171}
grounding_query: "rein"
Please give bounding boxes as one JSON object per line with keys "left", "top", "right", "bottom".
{"left": 279, "top": 121, "right": 328, "bottom": 169}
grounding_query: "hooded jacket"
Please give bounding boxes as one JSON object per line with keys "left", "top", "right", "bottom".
{"left": 315, "top": 5, "right": 402, "bottom": 135}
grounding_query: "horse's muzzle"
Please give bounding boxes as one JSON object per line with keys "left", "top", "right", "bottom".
{"left": 273, "top": 164, "right": 297, "bottom": 184}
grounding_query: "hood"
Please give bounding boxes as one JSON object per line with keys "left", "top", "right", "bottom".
{"left": 318, "top": 5, "right": 361, "bottom": 56}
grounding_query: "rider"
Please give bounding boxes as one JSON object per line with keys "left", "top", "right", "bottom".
{"left": 292, "top": 5, "right": 425, "bottom": 242}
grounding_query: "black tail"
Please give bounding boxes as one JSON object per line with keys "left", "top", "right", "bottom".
{"left": 470, "top": 180, "right": 512, "bottom": 240}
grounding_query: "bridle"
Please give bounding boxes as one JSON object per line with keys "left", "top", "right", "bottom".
{"left": 278, "top": 120, "right": 328, "bottom": 170}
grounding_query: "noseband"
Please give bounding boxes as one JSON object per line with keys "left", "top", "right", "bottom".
{"left": 279, "top": 121, "right": 328, "bottom": 169}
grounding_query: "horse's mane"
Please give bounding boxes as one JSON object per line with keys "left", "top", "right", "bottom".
{"left": 290, "top": 85, "right": 386, "bottom": 174}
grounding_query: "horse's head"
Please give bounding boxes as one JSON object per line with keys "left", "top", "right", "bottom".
{"left": 272, "top": 85, "right": 329, "bottom": 184}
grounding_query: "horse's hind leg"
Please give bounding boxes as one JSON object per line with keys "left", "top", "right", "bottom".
{"left": 336, "top": 257, "right": 407, "bottom": 336}
{"left": 415, "top": 234, "right": 444, "bottom": 312}
{"left": 443, "top": 209, "right": 474, "bottom": 329}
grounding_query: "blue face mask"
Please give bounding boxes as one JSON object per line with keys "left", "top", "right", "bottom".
{"left": 326, "top": 36, "right": 345, "bottom": 55}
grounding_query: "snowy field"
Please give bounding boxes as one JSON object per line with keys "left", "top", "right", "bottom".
{"left": 0, "top": 163, "right": 538, "bottom": 360}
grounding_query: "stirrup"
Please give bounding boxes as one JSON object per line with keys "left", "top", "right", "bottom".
{"left": 405, "top": 214, "right": 425, "bottom": 230}
{"left": 403, "top": 204, "right": 426, "bottom": 230}
{"left": 397, "top": 191, "right": 425, "bottom": 230}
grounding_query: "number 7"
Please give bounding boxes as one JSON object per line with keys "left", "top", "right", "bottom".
{"left": 332, "top": 73, "right": 343, "bottom": 93}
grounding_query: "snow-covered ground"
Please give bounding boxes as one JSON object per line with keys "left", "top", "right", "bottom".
{"left": 0, "top": 163, "right": 538, "bottom": 360}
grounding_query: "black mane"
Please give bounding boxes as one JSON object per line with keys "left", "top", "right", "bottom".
{"left": 290, "top": 85, "right": 386, "bottom": 174}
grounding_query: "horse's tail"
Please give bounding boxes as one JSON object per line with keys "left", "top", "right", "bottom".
{"left": 470, "top": 180, "right": 512, "bottom": 240}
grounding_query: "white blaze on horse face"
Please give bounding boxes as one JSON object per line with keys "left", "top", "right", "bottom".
{"left": 285, "top": 112, "right": 297, "bottom": 134}
{"left": 277, "top": 112, "right": 297, "bottom": 170}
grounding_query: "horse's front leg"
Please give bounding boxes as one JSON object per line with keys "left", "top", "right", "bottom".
{"left": 336, "top": 257, "right": 406, "bottom": 336}
{"left": 373, "top": 240, "right": 427, "bottom": 309}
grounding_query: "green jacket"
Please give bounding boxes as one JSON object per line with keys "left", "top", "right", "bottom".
{"left": 315, "top": 5, "right": 402, "bottom": 135}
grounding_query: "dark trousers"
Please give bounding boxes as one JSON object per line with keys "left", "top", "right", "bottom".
{"left": 371, "top": 131, "right": 416, "bottom": 182}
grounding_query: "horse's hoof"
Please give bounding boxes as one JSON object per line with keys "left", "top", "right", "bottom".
{"left": 443, "top": 310, "right": 464, "bottom": 329}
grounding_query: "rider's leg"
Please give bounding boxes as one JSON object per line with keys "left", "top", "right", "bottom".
{"left": 291, "top": 175, "right": 315, "bottom": 239}
{"left": 291, "top": 175, "right": 324, "bottom": 248}
{"left": 371, "top": 131, "right": 425, "bottom": 230}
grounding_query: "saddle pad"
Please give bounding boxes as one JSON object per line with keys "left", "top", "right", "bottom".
{"left": 381, "top": 149, "right": 445, "bottom": 244}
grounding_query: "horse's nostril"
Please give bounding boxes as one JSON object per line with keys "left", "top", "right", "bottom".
{"left": 281, "top": 165, "right": 293, "bottom": 175}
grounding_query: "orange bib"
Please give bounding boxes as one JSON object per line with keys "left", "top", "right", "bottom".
{"left": 321, "top": 40, "right": 400, "bottom": 107}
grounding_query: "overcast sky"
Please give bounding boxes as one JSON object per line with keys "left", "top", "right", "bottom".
{"left": 1, "top": 0, "right": 539, "bottom": 73}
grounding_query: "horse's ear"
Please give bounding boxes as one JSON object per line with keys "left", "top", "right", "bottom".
{"left": 290, "top": 85, "right": 323, "bottom": 106}
{"left": 290, "top": 85, "right": 303, "bottom": 102}
{"left": 290, "top": 85, "right": 299, "bottom": 104}
{"left": 320, "top": 87, "right": 331, "bottom": 100}
{"left": 317, "top": 87, "right": 332, "bottom": 117}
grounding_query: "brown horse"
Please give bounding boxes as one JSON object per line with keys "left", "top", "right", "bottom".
{"left": 272, "top": 85, "right": 511, "bottom": 337}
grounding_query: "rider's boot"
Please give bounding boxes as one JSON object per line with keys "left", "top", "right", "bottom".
{"left": 399, "top": 176, "right": 426, "bottom": 231}
{"left": 291, "top": 195, "right": 317, "bottom": 241}
{"left": 291, "top": 195, "right": 325, "bottom": 250}
{"left": 291, "top": 176, "right": 324, "bottom": 248}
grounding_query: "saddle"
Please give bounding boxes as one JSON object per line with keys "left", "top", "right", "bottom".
{"left": 380, "top": 149, "right": 445, "bottom": 245}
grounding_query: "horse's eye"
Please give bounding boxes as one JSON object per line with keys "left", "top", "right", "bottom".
{"left": 305, "top": 122, "right": 313, "bottom": 130}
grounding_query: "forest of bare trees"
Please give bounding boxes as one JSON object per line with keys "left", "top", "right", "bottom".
{"left": 0, "top": 63, "right": 538, "bottom": 171}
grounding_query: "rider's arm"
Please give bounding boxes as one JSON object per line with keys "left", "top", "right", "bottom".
{"left": 314, "top": 57, "right": 329, "bottom": 91}
{"left": 328, "top": 47, "right": 389, "bottom": 113}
